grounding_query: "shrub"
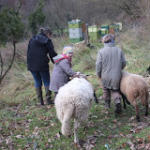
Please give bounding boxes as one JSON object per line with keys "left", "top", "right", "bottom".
{"left": 0, "top": 8, "right": 24, "bottom": 45}
{"left": 28, "top": 0, "right": 45, "bottom": 35}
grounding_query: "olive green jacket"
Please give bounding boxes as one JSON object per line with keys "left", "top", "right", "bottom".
{"left": 96, "top": 43, "right": 126, "bottom": 90}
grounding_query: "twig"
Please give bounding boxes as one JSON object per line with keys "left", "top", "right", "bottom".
{"left": 0, "top": 41, "right": 16, "bottom": 84}
{"left": 0, "top": 51, "right": 3, "bottom": 77}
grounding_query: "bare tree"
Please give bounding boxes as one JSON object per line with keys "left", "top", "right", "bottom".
{"left": 0, "top": 6, "right": 24, "bottom": 85}
{"left": 0, "top": 41, "right": 16, "bottom": 84}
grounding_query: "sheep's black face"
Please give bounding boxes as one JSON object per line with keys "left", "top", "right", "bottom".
{"left": 115, "top": 103, "right": 122, "bottom": 114}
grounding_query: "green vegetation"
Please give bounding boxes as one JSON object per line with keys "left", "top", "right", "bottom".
{"left": 0, "top": 7, "right": 24, "bottom": 45}
{"left": 28, "top": 0, "right": 45, "bottom": 35}
{"left": 0, "top": 32, "right": 150, "bottom": 149}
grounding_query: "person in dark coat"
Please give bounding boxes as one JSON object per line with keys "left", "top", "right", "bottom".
{"left": 27, "top": 27, "right": 57, "bottom": 105}
{"left": 96, "top": 34, "right": 126, "bottom": 114}
{"left": 49, "top": 46, "right": 77, "bottom": 96}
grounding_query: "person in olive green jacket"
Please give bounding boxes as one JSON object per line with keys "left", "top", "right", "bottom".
{"left": 96, "top": 34, "right": 126, "bottom": 114}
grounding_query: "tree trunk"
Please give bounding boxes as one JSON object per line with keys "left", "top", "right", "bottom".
{"left": 0, "top": 41, "right": 16, "bottom": 85}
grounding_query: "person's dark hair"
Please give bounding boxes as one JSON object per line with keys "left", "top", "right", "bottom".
{"left": 40, "top": 27, "right": 52, "bottom": 36}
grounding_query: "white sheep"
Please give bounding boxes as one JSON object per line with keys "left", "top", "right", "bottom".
{"left": 120, "top": 71, "right": 149, "bottom": 121}
{"left": 55, "top": 77, "right": 95, "bottom": 144}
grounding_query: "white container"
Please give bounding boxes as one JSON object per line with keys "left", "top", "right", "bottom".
{"left": 69, "top": 28, "right": 83, "bottom": 39}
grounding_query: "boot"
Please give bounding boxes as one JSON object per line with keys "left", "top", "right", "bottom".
{"left": 36, "top": 87, "right": 44, "bottom": 105}
{"left": 104, "top": 99, "right": 110, "bottom": 109}
{"left": 115, "top": 98, "right": 122, "bottom": 114}
{"left": 45, "top": 86, "right": 54, "bottom": 105}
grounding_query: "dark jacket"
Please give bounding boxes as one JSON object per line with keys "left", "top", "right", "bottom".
{"left": 96, "top": 43, "right": 126, "bottom": 90}
{"left": 27, "top": 33, "right": 57, "bottom": 71}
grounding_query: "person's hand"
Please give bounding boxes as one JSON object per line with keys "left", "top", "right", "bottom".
{"left": 73, "top": 72, "right": 88, "bottom": 79}
{"left": 73, "top": 72, "right": 81, "bottom": 78}
{"left": 76, "top": 72, "right": 81, "bottom": 76}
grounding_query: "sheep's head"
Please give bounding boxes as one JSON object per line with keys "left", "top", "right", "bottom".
{"left": 115, "top": 103, "right": 122, "bottom": 114}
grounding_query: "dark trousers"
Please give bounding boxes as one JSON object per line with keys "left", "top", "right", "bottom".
{"left": 30, "top": 71, "right": 50, "bottom": 88}
{"left": 102, "top": 86, "right": 121, "bottom": 104}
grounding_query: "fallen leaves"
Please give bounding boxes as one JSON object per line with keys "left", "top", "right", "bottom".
{"left": 121, "top": 136, "right": 150, "bottom": 150}
{"left": 130, "top": 123, "right": 148, "bottom": 134}
{"left": 127, "top": 141, "right": 136, "bottom": 150}
{"left": 83, "top": 135, "right": 98, "bottom": 150}
{"left": 32, "top": 126, "right": 39, "bottom": 136}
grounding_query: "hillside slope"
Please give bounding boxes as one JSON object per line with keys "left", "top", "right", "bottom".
{"left": 0, "top": 32, "right": 150, "bottom": 150}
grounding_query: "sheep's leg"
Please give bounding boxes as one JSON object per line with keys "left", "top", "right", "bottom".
{"left": 102, "top": 87, "right": 111, "bottom": 108}
{"left": 144, "top": 95, "right": 149, "bottom": 116}
{"left": 61, "top": 105, "right": 74, "bottom": 136}
{"left": 130, "top": 99, "right": 140, "bottom": 122}
{"left": 141, "top": 92, "right": 149, "bottom": 116}
{"left": 120, "top": 92, "right": 130, "bottom": 109}
{"left": 145, "top": 103, "right": 148, "bottom": 116}
{"left": 135, "top": 105, "right": 140, "bottom": 122}
{"left": 74, "top": 119, "right": 80, "bottom": 144}
{"left": 122, "top": 94, "right": 126, "bottom": 109}
{"left": 120, "top": 92, "right": 126, "bottom": 109}
{"left": 94, "top": 90, "right": 99, "bottom": 104}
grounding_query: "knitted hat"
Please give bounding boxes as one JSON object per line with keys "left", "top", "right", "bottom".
{"left": 62, "top": 46, "right": 73, "bottom": 54}
{"left": 102, "top": 34, "right": 115, "bottom": 43}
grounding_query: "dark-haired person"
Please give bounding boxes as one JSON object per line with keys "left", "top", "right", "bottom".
{"left": 96, "top": 34, "right": 126, "bottom": 114}
{"left": 27, "top": 27, "right": 57, "bottom": 105}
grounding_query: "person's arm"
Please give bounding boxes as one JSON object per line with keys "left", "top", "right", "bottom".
{"left": 121, "top": 51, "right": 126, "bottom": 69}
{"left": 60, "top": 60, "right": 76, "bottom": 77}
{"left": 96, "top": 51, "right": 102, "bottom": 78}
{"left": 46, "top": 39, "right": 57, "bottom": 63}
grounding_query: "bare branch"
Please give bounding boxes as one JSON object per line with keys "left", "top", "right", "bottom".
{"left": 0, "top": 51, "right": 4, "bottom": 77}
{"left": 0, "top": 41, "right": 16, "bottom": 84}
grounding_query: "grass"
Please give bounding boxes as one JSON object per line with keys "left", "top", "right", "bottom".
{"left": 0, "top": 33, "right": 150, "bottom": 149}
